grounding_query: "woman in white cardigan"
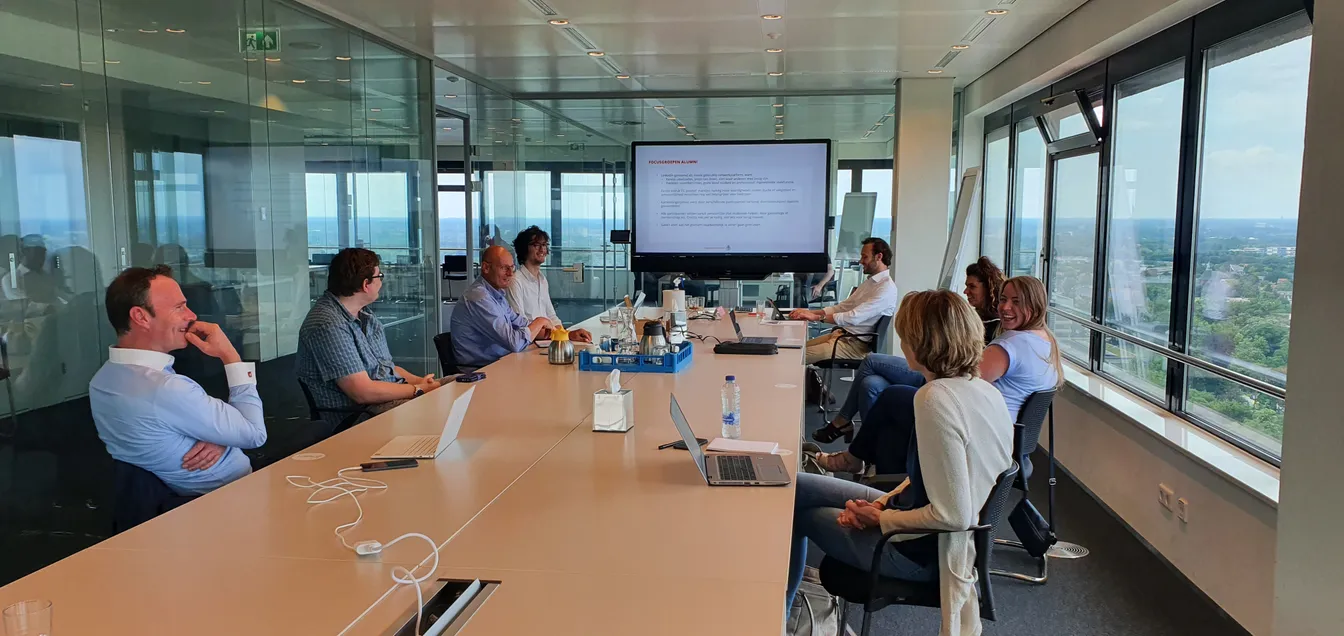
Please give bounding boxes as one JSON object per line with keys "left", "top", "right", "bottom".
{"left": 787, "top": 289, "right": 1013, "bottom": 635}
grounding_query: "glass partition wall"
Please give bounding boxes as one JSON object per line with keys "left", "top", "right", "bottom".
{"left": 0, "top": 0, "right": 444, "bottom": 585}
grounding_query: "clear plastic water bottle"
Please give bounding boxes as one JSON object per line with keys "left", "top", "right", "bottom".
{"left": 721, "top": 375, "right": 742, "bottom": 439}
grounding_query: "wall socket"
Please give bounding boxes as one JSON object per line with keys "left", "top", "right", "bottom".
{"left": 1158, "top": 483, "right": 1175, "bottom": 510}
{"left": 1176, "top": 497, "right": 1190, "bottom": 523}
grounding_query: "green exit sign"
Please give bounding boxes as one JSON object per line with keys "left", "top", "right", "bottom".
{"left": 239, "top": 29, "right": 281, "bottom": 53}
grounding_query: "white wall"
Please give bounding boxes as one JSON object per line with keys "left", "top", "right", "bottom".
{"left": 1272, "top": 2, "right": 1344, "bottom": 634}
{"left": 889, "top": 78, "right": 954, "bottom": 298}
{"left": 1055, "top": 386, "right": 1278, "bottom": 635}
{"left": 962, "top": 0, "right": 1220, "bottom": 116}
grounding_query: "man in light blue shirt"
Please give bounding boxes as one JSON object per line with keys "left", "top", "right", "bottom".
{"left": 449, "top": 245, "right": 551, "bottom": 371}
{"left": 89, "top": 265, "right": 267, "bottom": 496}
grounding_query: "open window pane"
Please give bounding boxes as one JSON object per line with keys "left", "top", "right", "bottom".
{"left": 981, "top": 126, "right": 1010, "bottom": 266}
{"left": 1009, "top": 120, "right": 1047, "bottom": 277}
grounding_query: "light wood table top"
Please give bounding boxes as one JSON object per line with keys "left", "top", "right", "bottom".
{"left": 0, "top": 310, "right": 809, "bottom": 635}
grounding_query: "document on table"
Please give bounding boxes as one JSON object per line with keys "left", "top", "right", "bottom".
{"left": 706, "top": 438, "right": 780, "bottom": 454}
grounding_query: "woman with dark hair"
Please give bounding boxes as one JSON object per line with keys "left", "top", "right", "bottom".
{"left": 816, "top": 275, "right": 1063, "bottom": 474}
{"left": 811, "top": 256, "right": 1007, "bottom": 444}
{"left": 964, "top": 256, "right": 1007, "bottom": 343}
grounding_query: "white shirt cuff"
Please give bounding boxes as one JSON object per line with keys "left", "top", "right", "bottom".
{"left": 224, "top": 362, "right": 258, "bottom": 387}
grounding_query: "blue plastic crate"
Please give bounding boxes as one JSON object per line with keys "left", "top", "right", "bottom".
{"left": 578, "top": 342, "right": 694, "bottom": 374}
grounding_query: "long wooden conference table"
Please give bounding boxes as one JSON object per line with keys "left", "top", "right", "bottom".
{"left": 0, "top": 311, "right": 808, "bottom": 635}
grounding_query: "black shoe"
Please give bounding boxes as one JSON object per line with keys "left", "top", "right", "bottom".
{"left": 811, "top": 420, "right": 854, "bottom": 443}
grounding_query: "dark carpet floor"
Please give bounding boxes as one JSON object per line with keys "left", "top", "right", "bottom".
{"left": 802, "top": 375, "right": 1250, "bottom": 636}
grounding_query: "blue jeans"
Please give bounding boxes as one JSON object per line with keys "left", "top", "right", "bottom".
{"left": 786, "top": 472, "right": 936, "bottom": 609}
{"left": 834, "top": 354, "right": 927, "bottom": 422}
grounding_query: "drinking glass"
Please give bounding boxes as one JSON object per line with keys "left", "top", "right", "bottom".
{"left": 4, "top": 600, "right": 52, "bottom": 636}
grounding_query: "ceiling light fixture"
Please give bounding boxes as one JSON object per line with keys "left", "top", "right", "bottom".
{"left": 667, "top": 116, "right": 677, "bottom": 120}
{"left": 653, "top": 105, "right": 665, "bottom": 110}
{"left": 105, "top": 59, "right": 121, "bottom": 64}
{"left": 548, "top": 18, "right": 569, "bottom": 25}
{"left": 677, "top": 125, "right": 686, "bottom": 129}
{"left": 370, "top": 108, "right": 381, "bottom": 112}
{"left": 291, "top": 79, "right": 306, "bottom": 84}
{"left": 318, "top": 79, "right": 330, "bottom": 82}
{"left": 511, "top": 118, "right": 522, "bottom": 123}
{"left": 773, "top": 103, "right": 784, "bottom": 108}
{"left": 768, "top": 71, "right": 783, "bottom": 77}
{"left": 986, "top": 9, "right": 1008, "bottom": 15}
{"left": 616, "top": 74, "right": 630, "bottom": 79}
{"left": 166, "top": 28, "right": 186, "bottom": 34}
{"left": 105, "top": 28, "right": 119, "bottom": 33}
{"left": 776, "top": 131, "right": 784, "bottom": 135}
{"left": 336, "top": 78, "right": 351, "bottom": 82}
{"left": 139, "top": 28, "right": 158, "bottom": 34}
{"left": 927, "top": 69, "right": 944, "bottom": 74}
{"left": 59, "top": 83, "right": 76, "bottom": 88}
{"left": 336, "top": 55, "right": 352, "bottom": 61}
{"left": 587, "top": 51, "right": 605, "bottom": 57}
{"left": 556, "top": 134, "right": 565, "bottom": 137}
{"left": 197, "top": 80, "right": 211, "bottom": 85}
{"left": 775, "top": 114, "right": 784, "bottom": 119}
{"left": 766, "top": 48, "right": 783, "bottom": 53}
{"left": 444, "top": 94, "right": 457, "bottom": 98}
{"left": 951, "top": 44, "right": 970, "bottom": 50}
{"left": 178, "top": 80, "right": 193, "bottom": 85}
{"left": 442, "top": 127, "right": 452, "bottom": 131}
{"left": 265, "top": 57, "right": 281, "bottom": 62}
{"left": 762, "top": 14, "right": 783, "bottom": 20}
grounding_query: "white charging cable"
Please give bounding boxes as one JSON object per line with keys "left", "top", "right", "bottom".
{"left": 287, "top": 467, "right": 441, "bottom": 635}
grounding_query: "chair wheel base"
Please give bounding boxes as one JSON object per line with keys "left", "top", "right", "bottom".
{"left": 991, "top": 538, "right": 1049, "bottom": 584}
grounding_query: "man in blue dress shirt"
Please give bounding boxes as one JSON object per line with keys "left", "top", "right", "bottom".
{"left": 450, "top": 245, "right": 551, "bottom": 371}
{"left": 296, "top": 248, "right": 443, "bottom": 431}
{"left": 89, "top": 265, "right": 268, "bottom": 496}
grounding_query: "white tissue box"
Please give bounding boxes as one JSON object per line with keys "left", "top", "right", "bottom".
{"left": 593, "top": 389, "right": 635, "bottom": 433}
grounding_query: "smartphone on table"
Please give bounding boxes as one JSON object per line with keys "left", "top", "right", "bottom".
{"left": 455, "top": 372, "right": 486, "bottom": 383}
{"left": 360, "top": 459, "right": 419, "bottom": 472}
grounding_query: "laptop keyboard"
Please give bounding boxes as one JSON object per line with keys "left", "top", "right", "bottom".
{"left": 716, "top": 455, "right": 759, "bottom": 481}
{"left": 742, "top": 337, "right": 774, "bottom": 345}
{"left": 404, "top": 436, "right": 438, "bottom": 457}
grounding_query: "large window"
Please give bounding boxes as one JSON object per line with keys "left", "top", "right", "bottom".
{"left": 1186, "top": 14, "right": 1310, "bottom": 454}
{"left": 1010, "top": 120, "right": 1047, "bottom": 277}
{"left": 438, "top": 171, "right": 467, "bottom": 254}
{"left": 982, "top": 1, "right": 1311, "bottom": 463}
{"left": 981, "top": 127, "right": 1010, "bottom": 266}
{"left": 1102, "top": 62, "right": 1185, "bottom": 398}
{"left": 560, "top": 171, "right": 625, "bottom": 266}
{"left": 862, "top": 168, "right": 893, "bottom": 239}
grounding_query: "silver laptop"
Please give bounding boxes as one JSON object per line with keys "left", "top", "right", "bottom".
{"left": 371, "top": 386, "right": 476, "bottom": 460}
{"left": 669, "top": 395, "right": 790, "bottom": 487}
{"left": 729, "top": 311, "right": 777, "bottom": 345}
{"left": 729, "top": 311, "right": 803, "bottom": 349}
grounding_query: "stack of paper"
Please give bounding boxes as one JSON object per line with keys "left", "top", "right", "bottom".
{"left": 706, "top": 438, "right": 780, "bottom": 454}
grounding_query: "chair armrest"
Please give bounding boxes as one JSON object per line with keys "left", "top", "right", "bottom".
{"left": 869, "top": 524, "right": 986, "bottom": 591}
{"left": 317, "top": 404, "right": 371, "bottom": 414}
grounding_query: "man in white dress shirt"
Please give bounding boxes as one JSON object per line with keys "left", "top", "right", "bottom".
{"left": 790, "top": 237, "right": 898, "bottom": 364}
{"left": 505, "top": 226, "right": 592, "bottom": 343}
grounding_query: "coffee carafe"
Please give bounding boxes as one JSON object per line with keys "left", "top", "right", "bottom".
{"left": 639, "top": 321, "right": 668, "bottom": 356}
{"left": 548, "top": 326, "right": 575, "bottom": 365}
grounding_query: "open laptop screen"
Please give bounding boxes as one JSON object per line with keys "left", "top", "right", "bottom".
{"left": 669, "top": 394, "right": 709, "bottom": 484}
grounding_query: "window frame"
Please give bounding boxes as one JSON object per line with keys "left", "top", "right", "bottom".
{"left": 983, "top": 0, "right": 1308, "bottom": 466}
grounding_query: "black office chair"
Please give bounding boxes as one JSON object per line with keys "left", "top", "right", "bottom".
{"left": 814, "top": 313, "right": 893, "bottom": 415}
{"left": 993, "top": 390, "right": 1058, "bottom": 584}
{"left": 806, "top": 278, "right": 839, "bottom": 306}
{"left": 442, "top": 255, "right": 469, "bottom": 301}
{"left": 433, "top": 332, "right": 461, "bottom": 376}
{"left": 298, "top": 379, "right": 370, "bottom": 436}
{"left": 818, "top": 462, "right": 1020, "bottom": 636}
{"left": 112, "top": 460, "right": 199, "bottom": 534}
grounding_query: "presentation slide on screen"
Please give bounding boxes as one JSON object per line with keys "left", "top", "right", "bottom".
{"left": 634, "top": 142, "right": 828, "bottom": 254}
